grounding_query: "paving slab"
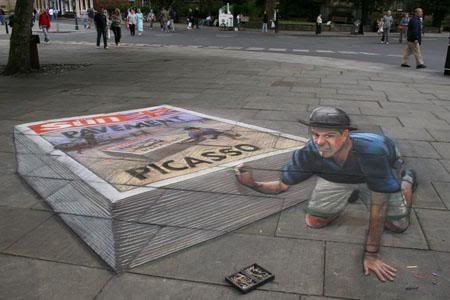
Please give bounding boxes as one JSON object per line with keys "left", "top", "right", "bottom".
{"left": 381, "top": 127, "right": 435, "bottom": 141}
{"left": 132, "top": 233, "right": 324, "bottom": 295}
{"left": 403, "top": 158, "right": 450, "bottom": 183}
{"left": 415, "top": 209, "right": 450, "bottom": 252}
{"left": 411, "top": 181, "right": 447, "bottom": 209}
{"left": 399, "top": 117, "right": 450, "bottom": 130}
{"left": 427, "top": 129, "right": 450, "bottom": 142}
{"left": 302, "top": 297, "right": 342, "bottom": 300}
{"left": 0, "top": 254, "right": 111, "bottom": 300}
{"left": 324, "top": 242, "right": 450, "bottom": 300}
{"left": 0, "top": 207, "right": 51, "bottom": 251}
{"left": 0, "top": 174, "right": 42, "bottom": 208}
{"left": 350, "top": 115, "right": 403, "bottom": 128}
{"left": 236, "top": 213, "right": 280, "bottom": 236}
{"left": 431, "top": 142, "right": 450, "bottom": 159}
{"left": 4, "top": 215, "right": 105, "bottom": 268}
{"left": 431, "top": 182, "right": 450, "bottom": 209}
{"left": 0, "top": 134, "right": 14, "bottom": 153}
{"left": 253, "top": 110, "right": 310, "bottom": 122}
{"left": 96, "top": 273, "right": 300, "bottom": 300}
{"left": 276, "top": 202, "right": 428, "bottom": 250}
{"left": 0, "top": 151, "right": 16, "bottom": 175}
{"left": 396, "top": 140, "right": 441, "bottom": 159}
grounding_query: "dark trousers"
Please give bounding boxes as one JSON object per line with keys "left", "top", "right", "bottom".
{"left": 112, "top": 26, "right": 121, "bottom": 45}
{"left": 316, "top": 23, "right": 322, "bottom": 34}
{"left": 96, "top": 28, "right": 107, "bottom": 48}
{"left": 129, "top": 24, "right": 135, "bottom": 36}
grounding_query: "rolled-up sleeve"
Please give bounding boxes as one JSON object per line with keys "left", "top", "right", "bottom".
{"left": 281, "top": 148, "right": 314, "bottom": 185}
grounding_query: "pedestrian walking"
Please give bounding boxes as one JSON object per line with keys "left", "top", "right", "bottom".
{"left": 110, "top": 8, "right": 122, "bottom": 46}
{"left": 187, "top": 8, "right": 193, "bottom": 29}
{"left": 48, "top": 8, "right": 54, "bottom": 21}
{"left": 0, "top": 9, "right": 5, "bottom": 25}
{"left": 136, "top": 9, "right": 144, "bottom": 36}
{"left": 160, "top": 7, "right": 168, "bottom": 32}
{"left": 168, "top": 6, "right": 176, "bottom": 32}
{"left": 401, "top": 8, "right": 426, "bottom": 69}
{"left": 382, "top": 10, "right": 393, "bottom": 44}
{"left": 82, "top": 10, "right": 89, "bottom": 29}
{"left": 316, "top": 14, "right": 322, "bottom": 35}
{"left": 261, "top": 11, "right": 268, "bottom": 32}
{"left": 147, "top": 9, "right": 155, "bottom": 29}
{"left": 193, "top": 7, "right": 200, "bottom": 29}
{"left": 87, "top": 8, "right": 94, "bottom": 29}
{"left": 104, "top": 9, "right": 111, "bottom": 40}
{"left": 377, "top": 17, "right": 384, "bottom": 42}
{"left": 273, "top": 8, "right": 279, "bottom": 33}
{"left": 94, "top": 9, "right": 108, "bottom": 49}
{"left": 127, "top": 9, "right": 137, "bottom": 36}
{"left": 398, "top": 13, "right": 409, "bottom": 43}
{"left": 38, "top": 9, "right": 51, "bottom": 42}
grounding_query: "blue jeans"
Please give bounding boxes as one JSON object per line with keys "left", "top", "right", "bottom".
{"left": 41, "top": 26, "right": 49, "bottom": 42}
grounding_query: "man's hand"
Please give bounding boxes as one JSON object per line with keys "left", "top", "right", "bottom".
{"left": 363, "top": 252, "right": 397, "bottom": 282}
{"left": 234, "top": 164, "right": 256, "bottom": 188}
{"left": 234, "top": 164, "right": 289, "bottom": 194}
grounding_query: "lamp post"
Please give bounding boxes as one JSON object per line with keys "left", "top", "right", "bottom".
{"left": 445, "top": 33, "right": 450, "bottom": 76}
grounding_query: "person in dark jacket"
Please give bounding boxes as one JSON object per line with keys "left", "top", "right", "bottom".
{"left": 94, "top": 9, "right": 108, "bottom": 49}
{"left": 261, "top": 11, "right": 268, "bottom": 32}
{"left": 401, "top": 8, "right": 426, "bottom": 69}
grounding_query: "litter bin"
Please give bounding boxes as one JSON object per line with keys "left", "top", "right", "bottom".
{"left": 351, "top": 19, "right": 361, "bottom": 35}
{"left": 30, "top": 34, "right": 40, "bottom": 70}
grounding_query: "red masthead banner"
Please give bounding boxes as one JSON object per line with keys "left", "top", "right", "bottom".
{"left": 29, "top": 107, "right": 173, "bottom": 134}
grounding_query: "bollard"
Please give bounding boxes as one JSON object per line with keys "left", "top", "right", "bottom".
{"left": 445, "top": 34, "right": 450, "bottom": 76}
{"left": 30, "top": 34, "right": 40, "bottom": 70}
{"left": 5, "top": 21, "right": 8, "bottom": 34}
{"left": 75, "top": 17, "right": 79, "bottom": 30}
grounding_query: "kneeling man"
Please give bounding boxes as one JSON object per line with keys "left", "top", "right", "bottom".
{"left": 235, "top": 106, "right": 416, "bottom": 282}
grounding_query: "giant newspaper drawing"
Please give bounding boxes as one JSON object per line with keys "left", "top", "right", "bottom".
{"left": 15, "top": 105, "right": 307, "bottom": 270}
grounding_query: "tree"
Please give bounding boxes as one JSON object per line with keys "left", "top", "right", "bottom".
{"left": 419, "top": 0, "right": 450, "bottom": 27}
{"left": 3, "top": 0, "right": 34, "bottom": 75}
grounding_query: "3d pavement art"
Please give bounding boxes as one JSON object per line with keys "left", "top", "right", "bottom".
{"left": 14, "top": 105, "right": 309, "bottom": 271}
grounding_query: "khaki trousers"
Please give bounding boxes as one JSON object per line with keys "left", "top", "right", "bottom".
{"left": 402, "top": 41, "right": 424, "bottom": 66}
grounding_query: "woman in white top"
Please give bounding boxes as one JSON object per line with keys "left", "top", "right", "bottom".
{"left": 316, "top": 14, "right": 322, "bottom": 34}
{"left": 127, "top": 9, "right": 137, "bottom": 36}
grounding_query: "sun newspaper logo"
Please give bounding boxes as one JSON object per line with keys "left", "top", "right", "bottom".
{"left": 29, "top": 107, "right": 174, "bottom": 134}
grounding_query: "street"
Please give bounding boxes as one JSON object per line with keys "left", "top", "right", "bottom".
{"left": 2, "top": 19, "right": 447, "bottom": 73}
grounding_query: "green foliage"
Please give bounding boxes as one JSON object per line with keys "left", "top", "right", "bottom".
{"left": 278, "top": 0, "right": 321, "bottom": 21}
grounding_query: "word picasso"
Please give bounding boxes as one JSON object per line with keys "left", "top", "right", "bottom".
{"left": 126, "top": 144, "right": 260, "bottom": 179}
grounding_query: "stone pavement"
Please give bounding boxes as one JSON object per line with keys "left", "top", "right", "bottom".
{"left": 0, "top": 39, "right": 450, "bottom": 300}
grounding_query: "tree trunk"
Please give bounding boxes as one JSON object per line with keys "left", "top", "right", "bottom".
{"left": 265, "top": 0, "right": 276, "bottom": 19}
{"left": 3, "top": 0, "right": 34, "bottom": 75}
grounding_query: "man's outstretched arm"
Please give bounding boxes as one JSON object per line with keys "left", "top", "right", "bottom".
{"left": 234, "top": 164, "right": 289, "bottom": 194}
{"left": 363, "top": 191, "right": 397, "bottom": 282}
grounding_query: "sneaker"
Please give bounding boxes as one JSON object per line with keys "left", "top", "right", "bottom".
{"left": 386, "top": 42, "right": 389, "bottom": 45}
{"left": 416, "top": 64, "right": 427, "bottom": 69}
{"left": 401, "top": 64, "right": 411, "bottom": 67}
{"left": 104, "top": 46, "right": 109, "bottom": 49}
{"left": 96, "top": 46, "right": 100, "bottom": 48}
{"left": 401, "top": 169, "right": 418, "bottom": 192}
